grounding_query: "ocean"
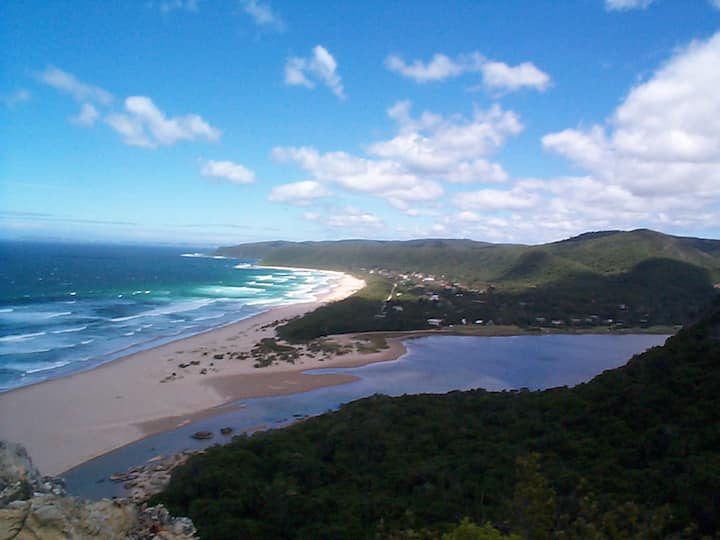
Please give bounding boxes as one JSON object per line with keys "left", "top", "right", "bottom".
{"left": 0, "top": 241, "right": 335, "bottom": 392}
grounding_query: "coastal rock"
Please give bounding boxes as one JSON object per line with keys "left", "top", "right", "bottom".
{"left": 0, "top": 441, "right": 198, "bottom": 539}
{"left": 0, "top": 442, "right": 42, "bottom": 507}
{"left": 112, "top": 450, "right": 204, "bottom": 505}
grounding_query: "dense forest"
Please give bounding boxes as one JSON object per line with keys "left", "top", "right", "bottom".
{"left": 156, "top": 298, "right": 720, "bottom": 539}
{"left": 275, "top": 263, "right": 711, "bottom": 343}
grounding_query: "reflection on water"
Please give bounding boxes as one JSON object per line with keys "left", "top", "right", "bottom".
{"left": 63, "top": 333, "right": 667, "bottom": 499}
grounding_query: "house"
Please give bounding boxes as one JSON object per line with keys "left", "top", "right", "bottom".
{"left": 427, "top": 318, "right": 443, "bottom": 327}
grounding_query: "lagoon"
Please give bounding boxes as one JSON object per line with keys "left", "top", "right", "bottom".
{"left": 64, "top": 333, "right": 667, "bottom": 499}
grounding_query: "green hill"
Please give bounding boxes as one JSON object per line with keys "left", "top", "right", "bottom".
{"left": 156, "top": 298, "right": 720, "bottom": 539}
{"left": 217, "top": 229, "right": 720, "bottom": 288}
{"left": 545, "top": 229, "right": 720, "bottom": 278}
{"left": 219, "top": 238, "right": 521, "bottom": 284}
{"left": 219, "top": 230, "right": 720, "bottom": 335}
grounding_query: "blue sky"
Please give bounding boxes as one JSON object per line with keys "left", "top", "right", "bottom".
{"left": 1, "top": 0, "right": 719, "bottom": 246}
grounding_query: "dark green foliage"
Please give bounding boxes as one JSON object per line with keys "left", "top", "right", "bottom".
{"left": 276, "top": 258, "right": 715, "bottom": 342}
{"left": 156, "top": 300, "right": 720, "bottom": 539}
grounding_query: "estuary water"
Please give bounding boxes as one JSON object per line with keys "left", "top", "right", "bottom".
{"left": 0, "top": 241, "right": 334, "bottom": 391}
{"left": 63, "top": 333, "right": 668, "bottom": 499}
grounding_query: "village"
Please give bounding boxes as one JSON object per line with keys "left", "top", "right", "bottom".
{"left": 366, "top": 268, "right": 659, "bottom": 332}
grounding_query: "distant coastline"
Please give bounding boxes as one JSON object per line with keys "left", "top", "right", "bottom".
{"left": 0, "top": 241, "right": 683, "bottom": 478}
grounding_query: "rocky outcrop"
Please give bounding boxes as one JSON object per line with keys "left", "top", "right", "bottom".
{"left": 0, "top": 441, "right": 197, "bottom": 540}
{"left": 109, "top": 450, "right": 204, "bottom": 504}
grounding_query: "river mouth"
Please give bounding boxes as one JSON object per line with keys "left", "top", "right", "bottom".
{"left": 62, "top": 333, "right": 668, "bottom": 499}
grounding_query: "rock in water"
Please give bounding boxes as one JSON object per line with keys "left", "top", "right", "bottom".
{"left": 0, "top": 440, "right": 198, "bottom": 539}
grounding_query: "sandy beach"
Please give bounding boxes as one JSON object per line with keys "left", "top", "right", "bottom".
{"left": 0, "top": 272, "right": 408, "bottom": 476}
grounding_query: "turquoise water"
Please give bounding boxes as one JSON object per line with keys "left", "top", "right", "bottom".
{"left": 0, "top": 241, "right": 335, "bottom": 391}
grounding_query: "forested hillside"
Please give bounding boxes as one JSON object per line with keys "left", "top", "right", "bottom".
{"left": 217, "top": 230, "right": 720, "bottom": 288}
{"left": 156, "top": 299, "right": 720, "bottom": 539}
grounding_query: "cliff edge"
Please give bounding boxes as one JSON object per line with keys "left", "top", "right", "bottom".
{"left": 0, "top": 441, "right": 197, "bottom": 540}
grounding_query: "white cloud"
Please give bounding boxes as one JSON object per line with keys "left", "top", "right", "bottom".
{"left": 457, "top": 211, "right": 482, "bottom": 222}
{"left": 543, "top": 31, "right": 720, "bottom": 201}
{"left": 106, "top": 96, "right": 221, "bottom": 148}
{"left": 105, "top": 113, "right": 150, "bottom": 147}
{"left": 369, "top": 101, "right": 520, "bottom": 182}
{"left": 1, "top": 89, "right": 31, "bottom": 108}
{"left": 384, "top": 53, "right": 471, "bottom": 83}
{"left": 445, "top": 167, "right": 720, "bottom": 244}
{"left": 38, "top": 66, "right": 113, "bottom": 105}
{"left": 272, "top": 101, "right": 523, "bottom": 209}
{"left": 201, "top": 160, "right": 255, "bottom": 184}
{"left": 711, "top": 0, "right": 720, "bottom": 9}
{"left": 478, "top": 61, "right": 551, "bottom": 93}
{"left": 605, "top": 0, "right": 654, "bottom": 11}
{"left": 455, "top": 188, "right": 539, "bottom": 210}
{"left": 385, "top": 52, "right": 550, "bottom": 93}
{"left": 272, "top": 145, "right": 443, "bottom": 209}
{"left": 285, "top": 46, "right": 345, "bottom": 100}
{"left": 284, "top": 58, "right": 313, "bottom": 88}
{"left": 268, "top": 180, "right": 329, "bottom": 204}
{"left": 242, "top": 0, "right": 284, "bottom": 30}
{"left": 71, "top": 103, "right": 99, "bottom": 126}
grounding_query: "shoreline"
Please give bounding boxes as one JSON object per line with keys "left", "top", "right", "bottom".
{"left": 0, "top": 262, "right": 675, "bottom": 477}
{"left": 0, "top": 271, "right": 385, "bottom": 476}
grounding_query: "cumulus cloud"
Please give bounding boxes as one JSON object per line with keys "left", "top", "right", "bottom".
{"left": 542, "top": 31, "right": 720, "bottom": 200}
{"left": 605, "top": 0, "right": 654, "bottom": 11}
{"left": 242, "top": 0, "right": 284, "bottom": 30}
{"left": 272, "top": 101, "right": 524, "bottom": 210}
{"left": 446, "top": 30, "right": 720, "bottom": 243}
{"left": 1, "top": 89, "right": 31, "bottom": 108}
{"left": 442, "top": 34, "right": 720, "bottom": 243}
{"left": 385, "top": 52, "right": 550, "bottom": 93}
{"left": 272, "top": 145, "right": 443, "bottom": 209}
{"left": 201, "top": 160, "right": 255, "bottom": 184}
{"left": 454, "top": 188, "right": 539, "bottom": 211}
{"left": 38, "top": 66, "right": 113, "bottom": 105}
{"left": 106, "top": 96, "right": 221, "bottom": 147}
{"left": 268, "top": 181, "right": 329, "bottom": 205}
{"left": 369, "top": 101, "right": 520, "bottom": 182}
{"left": 384, "top": 53, "right": 471, "bottom": 83}
{"left": 285, "top": 46, "right": 345, "bottom": 99}
{"left": 71, "top": 103, "right": 99, "bottom": 126}
{"left": 478, "top": 61, "right": 551, "bottom": 93}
